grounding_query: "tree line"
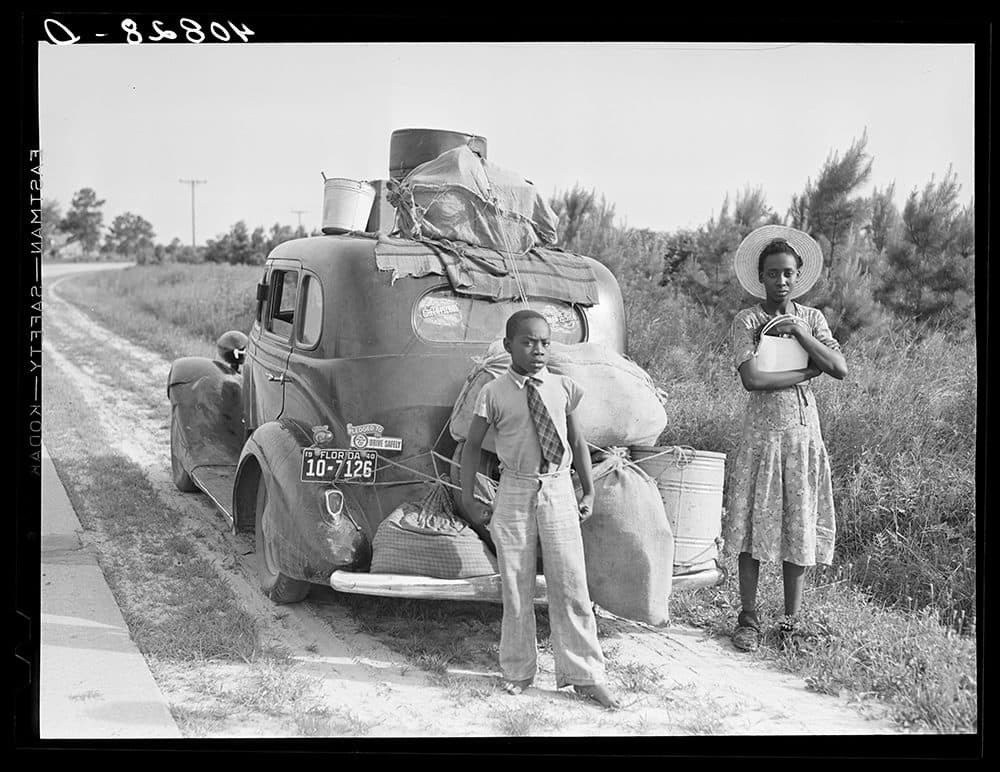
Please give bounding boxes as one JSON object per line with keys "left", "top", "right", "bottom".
{"left": 40, "top": 189, "right": 316, "bottom": 266}
{"left": 43, "top": 130, "right": 973, "bottom": 340}
{"left": 550, "top": 131, "right": 975, "bottom": 340}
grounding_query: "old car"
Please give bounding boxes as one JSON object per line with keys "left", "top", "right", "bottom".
{"left": 167, "top": 129, "right": 723, "bottom": 606}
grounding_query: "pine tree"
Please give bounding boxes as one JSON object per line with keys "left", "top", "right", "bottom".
{"left": 62, "top": 188, "right": 106, "bottom": 256}
{"left": 881, "top": 167, "right": 973, "bottom": 325}
{"left": 810, "top": 227, "right": 889, "bottom": 342}
{"left": 866, "top": 183, "right": 899, "bottom": 256}
{"left": 795, "top": 132, "right": 873, "bottom": 279}
{"left": 40, "top": 199, "right": 65, "bottom": 259}
{"left": 104, "top": 212, "right": 156, "bottom": 262}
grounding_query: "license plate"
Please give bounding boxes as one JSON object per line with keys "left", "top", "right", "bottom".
{"left": 301, "top": 448, "right": 377, "bottom": 483}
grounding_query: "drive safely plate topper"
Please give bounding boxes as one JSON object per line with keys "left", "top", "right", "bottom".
{"left": 347, "top": 422, "right": 403, "bottom": 452}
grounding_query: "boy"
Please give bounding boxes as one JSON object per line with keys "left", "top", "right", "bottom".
{"left": 460, "top": 310, "right": 619, "bottom": 709}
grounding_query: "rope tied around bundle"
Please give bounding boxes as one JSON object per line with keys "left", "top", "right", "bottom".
{"left": 586, "top": 442, "right": 696, "bottom": 483}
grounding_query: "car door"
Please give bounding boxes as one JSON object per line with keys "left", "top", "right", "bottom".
{"left": 246, "top": 260, "right": 300, "bottom": 428}
{"left": 280, "top": 268, "right": 329, "bottom": 432}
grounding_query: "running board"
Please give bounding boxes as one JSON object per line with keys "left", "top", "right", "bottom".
{"left": 189, "top": 464, "right": 237, "bottom": 525}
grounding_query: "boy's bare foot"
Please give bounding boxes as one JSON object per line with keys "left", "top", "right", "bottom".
{"left": 574, "top": 683, "right": 621, "bottom": 709}
{"left": 502, "top": 679, "right": 532, "bottom": 695}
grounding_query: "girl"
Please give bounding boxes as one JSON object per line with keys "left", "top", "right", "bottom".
{"left": 725, "top": 225, "right": 848, "bottom": 652}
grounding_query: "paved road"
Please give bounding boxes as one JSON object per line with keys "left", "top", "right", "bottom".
{"left": 39, "top": 260, "right": 180, "bottom": 739}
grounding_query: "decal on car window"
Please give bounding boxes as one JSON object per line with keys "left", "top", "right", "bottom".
{"left": 419, "top": 296, "right": 463, "bottom": 327}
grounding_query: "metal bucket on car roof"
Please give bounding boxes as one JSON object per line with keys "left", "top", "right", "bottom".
{"left": 321, "top": 177, "right": 376, "bottom": 234}
{"left": 631, "top": 446, "right": 726, "bottom": 574}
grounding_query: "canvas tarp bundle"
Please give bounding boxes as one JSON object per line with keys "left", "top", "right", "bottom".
{"left": 449, "top": 340, "right": 668, "bottom": 452}
{"left": 374, "top": 234, "right": 600, "bottom": 306}
{"left": 391, "top": 145, "right": 558, "bottom": 254}
{"left": 370, "top": 485, "right": 498, "bottom": 579}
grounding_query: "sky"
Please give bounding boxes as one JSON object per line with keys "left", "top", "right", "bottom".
{"left": 36, "top": 40, "right": 976, "bottom": 247}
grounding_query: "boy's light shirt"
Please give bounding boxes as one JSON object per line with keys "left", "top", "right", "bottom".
{"left": 473, "top": 366, "right": 583, "bottom": 475}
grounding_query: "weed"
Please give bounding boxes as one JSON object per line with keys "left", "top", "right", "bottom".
{"left": 490, "top": 702, "right": 561, "bottom": 737}
{"left": 627, "top": 711, "right": 651, "bottom": 735}
{"left": 611, "top": 661, "right": 663, "bottom": 694}
{"left": 294, "top": 706, "right": 375, "bottom": 737}
{"left": 415, "top": 652, "right": 452, "bottom": 676}
{"left": 231, "top": 660, "right": 318, "bottom": 716}
{"left": 305, "top": 642, "right": 319, "bottom": 654}
{"left": 257, "top": 646, "right": 293, "bottom": 665}
{"left": 170, "top": 705, "right": 230, "bottom": 737}
{"left": 163, "top": 534, "right": 194, "bottom": 556}
{"left": 446, "top": 677, "right": 497, "bottom": 705}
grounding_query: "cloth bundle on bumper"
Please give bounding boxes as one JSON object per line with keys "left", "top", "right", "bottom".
{"left": 581, "top": 448, "right": 675, "bottom": 625}
{"left": 390, "top": 145, "right": 559, "bottom": 254}
{"left": 370, "top": 485, "right": 498, "bottom": 579}
{"left": 449, "top": 341, "right": 667, "bottom": 453}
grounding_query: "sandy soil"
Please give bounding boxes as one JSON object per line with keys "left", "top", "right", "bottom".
{"left": 40, "top": 263, "right": 901, "bottom": 738}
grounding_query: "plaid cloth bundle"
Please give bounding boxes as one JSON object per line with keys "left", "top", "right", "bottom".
{"left": 371, "top": 486, "right": 499, "bottom": 579}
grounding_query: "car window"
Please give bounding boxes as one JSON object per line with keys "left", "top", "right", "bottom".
{"left": 298, "top": 274, "right": 323, "bottom": 348}
{"left": 267, "top": 269, "right": 299, "bottom": 339}
{"left": 413, "top": 289, "right": 585, "bottom": 344}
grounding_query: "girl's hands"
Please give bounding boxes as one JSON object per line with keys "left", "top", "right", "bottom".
{"left": 764, "top": 316, "right": 810, "bottom": 338}
{"left": 578, "top": 491, "right": 595, "bottom": 522}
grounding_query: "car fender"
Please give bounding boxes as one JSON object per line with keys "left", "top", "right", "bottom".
{"left": 167, "top": 357, "right": 244, "bottom": 473}
{"left": 234, "top": 418, "right": 372, "bottom": 583}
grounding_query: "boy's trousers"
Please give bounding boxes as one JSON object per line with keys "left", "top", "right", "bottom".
{"left": 489, "top": 468, "right": 606, "bottom": 687}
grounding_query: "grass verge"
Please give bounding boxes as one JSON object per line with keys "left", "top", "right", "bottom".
{"left": 670, "top": 554, "right": 977, "bottom": 732}
{"left": 42, "top": 345, "right": 334, "bottom": 736}
{"left": 51, "top": 262, "right": 261, "bottom": 361}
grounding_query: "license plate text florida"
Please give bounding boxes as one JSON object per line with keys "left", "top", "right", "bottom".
{"left": 301, "top": 448, "right": 377, "bottom": 483}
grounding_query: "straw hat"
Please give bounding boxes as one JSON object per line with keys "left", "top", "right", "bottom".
{"left": 733, "top": 225, "right": 823, "bottom": 300}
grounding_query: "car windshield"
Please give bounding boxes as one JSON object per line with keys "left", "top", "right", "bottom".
{"left": 413, "top": 289, "right": 585, "bottom": 344}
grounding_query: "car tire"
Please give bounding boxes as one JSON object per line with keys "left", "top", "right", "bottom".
{"left": 254, "top": 475, "right": 310, "bottom": 604}
{"left": 170, "top": 407, "right": 199, "bottom": 493}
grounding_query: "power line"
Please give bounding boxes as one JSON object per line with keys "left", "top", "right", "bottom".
{"left": 179, "top": 179, "right": 207, "bottom": 248}
{"left": 291, "top": 209, "right": 307, "bottom": 230}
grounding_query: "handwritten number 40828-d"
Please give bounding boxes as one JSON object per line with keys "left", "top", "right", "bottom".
{"left": 122, "top": 18, "right": 256, "bottom": 43}
{"left": 41, "top": 18, "right": 255, "bottom": 45}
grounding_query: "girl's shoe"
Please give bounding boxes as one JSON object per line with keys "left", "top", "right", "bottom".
{"left": 732, "top": 611, "right": 761, "bottom": 652}
{"left": 777, "top": 615, "right": 807, "bottom": 652}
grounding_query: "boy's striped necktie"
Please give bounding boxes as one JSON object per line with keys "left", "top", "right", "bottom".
{"left": 526, "top": 377, "right": 564, "bottom": 473}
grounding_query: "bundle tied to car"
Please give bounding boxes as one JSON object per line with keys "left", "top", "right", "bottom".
{"left": 391, "top": 144, "right": 559, "bottom": 254}
{"left": 449, "top": 340, "right": 668, "bottom": 453}
{"left": 370, "top": 484, "right": 499, "bottom": 580}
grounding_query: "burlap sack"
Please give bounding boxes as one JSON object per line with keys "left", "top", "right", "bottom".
{"left": 581, "top": 448, "right": 675, "bottom": 625}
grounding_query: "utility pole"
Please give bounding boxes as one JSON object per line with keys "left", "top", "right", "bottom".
{"left": 179, "top": 179, "right": 207, "bottom": 248}
{"left": 291, "top": 210, "right": 307, "bottom": 231}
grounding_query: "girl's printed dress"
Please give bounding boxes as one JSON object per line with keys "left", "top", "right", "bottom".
{"left": 723, "top": 302, "right": 839, "bottom": 566}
